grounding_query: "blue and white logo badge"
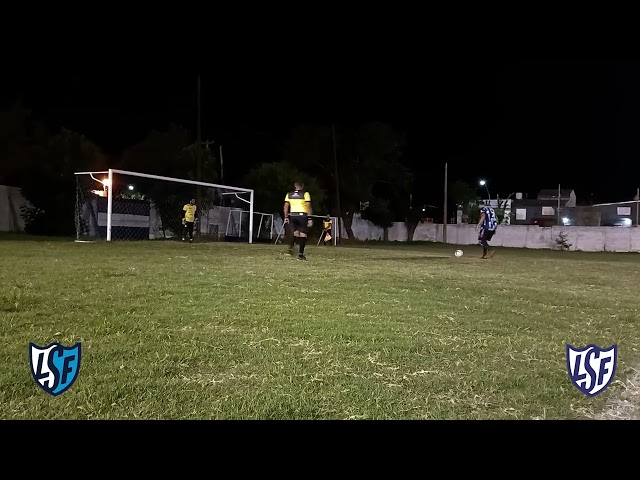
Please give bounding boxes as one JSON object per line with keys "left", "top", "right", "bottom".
{"left": 566, "top": 344, "right": 617, "bottom": 397}
{"left": 29, "top": 342, "right": 82, "bottom": 396}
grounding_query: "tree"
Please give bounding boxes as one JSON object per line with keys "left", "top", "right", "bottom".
{"left": 468, "top": 203, "right": 481, "bottom": 225}
{"left": 119, "top": 124, "right": 196, "bottom": 178}
{"left": 281, "top": 124, "right": 334, "bottom": 181}
{"left": 279, "top": 122, "right": 409, "bottom": 240}
{"left": 345, "top": 123, "right": 409, "bottom": 238}
{"left": 117, "top": 126, "right": 219, "bottom": 238}
{"left": 495, "top": 198, "right": 508, "bottom": 224}
{"left": 20, "top": 129, "right": 105, "bottom": 235}
{"left": 330, "top": 122, "right": 408, "bottom": 239}
{"left": 449, "top": 180, "right": 479, "bottom": 223}
{"left": 241, "top": 162, "right": 327, "bottom": 217}
{"left": 360, "top": 198, "right": 394, "bottom": 240}
{"left": 0, "top": 101, "right": 51, "bottom": 186}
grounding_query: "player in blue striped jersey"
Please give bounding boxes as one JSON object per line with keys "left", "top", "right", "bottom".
{"left": 476, "top": 204, "right": 498, "bottom": 259}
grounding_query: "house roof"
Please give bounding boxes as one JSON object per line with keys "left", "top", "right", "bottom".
{"left": 592, "top": 200, "right": 639, "bottom": 207}
{"left": 537, "top": 189, "right": 574, "bottom": 198}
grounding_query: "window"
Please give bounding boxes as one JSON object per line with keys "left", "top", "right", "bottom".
{"left": 541, "top": 207, "right": 555, "bottom": 215}
{"left": 618, "top": 206, "right": 631, "bottom": 215}
{"left": 516, "top": 209, "right": 527, "bottom": 220}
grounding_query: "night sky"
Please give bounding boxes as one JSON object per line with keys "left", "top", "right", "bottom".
{"left": 2, "top": 56, "right": 639, "bottom": 205}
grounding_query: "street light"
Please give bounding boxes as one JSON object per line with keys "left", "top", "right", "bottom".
{"left": 479, "top": 180, "right": 491, "bottom": 201}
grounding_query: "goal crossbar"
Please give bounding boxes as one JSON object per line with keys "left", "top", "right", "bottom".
{"left": 75, "top": 169, "right": 255, "bottom": 243}
{"left": 75, "top": 168, "right": 253, "bottom": 193}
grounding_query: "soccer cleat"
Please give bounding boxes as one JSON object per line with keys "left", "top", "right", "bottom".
{"left": 481, "top": 255, "right": 487, "bottom": 259}
{"left": 297, "top": 254, "right": 307, "bottom": 261}
{"left": 190, "top": 238, "right": 193, "bottom": 243}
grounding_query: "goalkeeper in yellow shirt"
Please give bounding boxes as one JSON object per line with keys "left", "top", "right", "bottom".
{"left": 182, "top": 198, "right": 197, "bottom": 243}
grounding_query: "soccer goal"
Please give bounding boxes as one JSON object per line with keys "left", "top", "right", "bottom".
{"left": 274, "top": 214, "right": 339, "bottom": 246}
{"left": 225, "top": 209, "right": 275, "bottom": 242}
{"left": 74, "top": 169, "right": 255, "bottom": 243}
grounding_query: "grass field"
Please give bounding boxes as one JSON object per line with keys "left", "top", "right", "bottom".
{"left": 1, "top": 234, "right": 639, "bottom": 419}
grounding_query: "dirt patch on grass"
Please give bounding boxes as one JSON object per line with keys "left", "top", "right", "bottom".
{"left": 589, "top": 368, "right": 640, "bottom": 420}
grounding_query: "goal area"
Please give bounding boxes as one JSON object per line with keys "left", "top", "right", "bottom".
{"left": 74, "top": 169, "right": 262, "bottom": 243}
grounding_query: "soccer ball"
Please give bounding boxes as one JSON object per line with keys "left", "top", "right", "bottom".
{"left": 454, "top": 249, "right": 463, "bottom": 257}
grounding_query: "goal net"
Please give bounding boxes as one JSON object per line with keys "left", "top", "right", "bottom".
{"left": 224, "top": 209, "right": 276, "bottom": 243}
{"left": 74, "top": 169, "right": 255, "bottom": 242}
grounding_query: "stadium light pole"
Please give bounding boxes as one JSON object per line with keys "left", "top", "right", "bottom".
{"left": 479, "top": 180, "right": 490, "bottom": 201}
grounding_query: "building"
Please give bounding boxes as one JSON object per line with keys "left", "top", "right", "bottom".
{"left": 558, "top": 206, "right": 601, "bottom": 226}
{"left": 591, "top": 200, "right": 639, "bottom": 227}
{"left": 510, "top": 199, "right": 559, "bottom": 226}
{"left": 455, "top": 198, "right": 512, "bottom": 225}
{"left": 510, "top": 188, "right": 577, "bottom": 226}
{"left": 537, "top": 189, "right": 576, "bottom": 207}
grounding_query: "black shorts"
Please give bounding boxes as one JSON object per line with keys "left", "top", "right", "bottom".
{"left": 479, "top": 229, "right": 495, "bottom": 242}
{"left": 289, "top": 214, "right": 308, "bottom": 234}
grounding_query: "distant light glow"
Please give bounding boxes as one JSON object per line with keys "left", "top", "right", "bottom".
{"left": 479, "top": 180, "right": 486, "bottom": 186}
{"left": 562, "top": 217, "right": 570, "bottom": 225}
{"left": 128, "top": 185, "right": 134, "bottom": 191}
{"left": 102, "top": 178, "right": 110, "bottom": 188}
{"left": 622, "top": 218, "right": 632, "bottom": 226}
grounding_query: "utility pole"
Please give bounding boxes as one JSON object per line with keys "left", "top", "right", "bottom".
{"left": 557, "top": 183, "right": 561, "bottom": 225}
{"left": 197, "top": 75, "right": 202, "bottom": 182}
{"left": 443, "top": 162, "right": 448, "bottom": 243}
{"left": 219, "top": 145, "right": 224, "bottom": 183}
{"left": 196, "top": 75, "right": 202, "bottom": 215}
{"left": 332, "top": 123, "right": 341, "bottom": 245}
{"left": 636, "top": 188, "right": 640, "bottom": 227}
{"left": 201, "top": 140, "right": 215, "bottom": 181}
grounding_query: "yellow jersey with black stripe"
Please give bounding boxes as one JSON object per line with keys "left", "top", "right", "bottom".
{"left": 183, "top": 204, "right": 197, "bottom": 222}
{"left": 323, "top": 219, "right": 332, "bottom": 229}
{"left": 284, "top": 190, "right": 311, "bottom": 214}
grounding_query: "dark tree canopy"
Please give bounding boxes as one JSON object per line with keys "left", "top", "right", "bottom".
{"left": 242, "top": 162, "right": 328, "bottom": 217}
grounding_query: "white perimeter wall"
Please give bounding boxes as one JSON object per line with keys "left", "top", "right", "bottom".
{"left": 338, "top": 213, "right": 640, "bottom": 252}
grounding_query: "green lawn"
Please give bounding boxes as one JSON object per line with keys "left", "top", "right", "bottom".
{"left": 1, "top": 235, "right": 639, "bottom": 419}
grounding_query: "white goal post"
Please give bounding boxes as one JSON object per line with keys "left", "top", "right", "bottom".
{"left": 74, "top": 168, "right": 255, "bottom": 243}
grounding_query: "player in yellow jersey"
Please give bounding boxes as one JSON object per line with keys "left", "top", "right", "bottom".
{"left": 182, "top": 198, "right": 197, "bottom": 243}
{"left": 283, "top": 181, "right": 312, "bottom": 260}
{"left": 320, "top": 214, "right": 333, "bottom": 246}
